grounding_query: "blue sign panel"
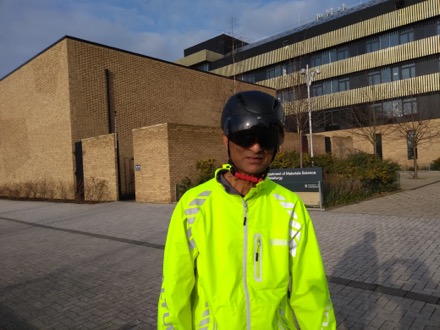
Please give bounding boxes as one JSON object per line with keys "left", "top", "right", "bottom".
{"left": 268, "top": 167, "right": 323, "bottom": 192}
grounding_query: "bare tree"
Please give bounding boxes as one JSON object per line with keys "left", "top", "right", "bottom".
{"left": 279, "top": 70, "right": 307, "bottom": 167}
{"left": 347, "top": 86, "right": 394, "bottom": 156}
{"left": 389, "top": 97, "right": 440, "bottom": 178}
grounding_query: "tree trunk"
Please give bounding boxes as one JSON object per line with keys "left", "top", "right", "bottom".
{"left": 413, "top": 147, "right": 418, "bottom": 179}
{"left": 297, "top": 122, "right": 303, "bottom": 168}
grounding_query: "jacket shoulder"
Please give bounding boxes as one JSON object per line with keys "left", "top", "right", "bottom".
{"left": 178, "top": 178, "right": 218, "bottom": 204}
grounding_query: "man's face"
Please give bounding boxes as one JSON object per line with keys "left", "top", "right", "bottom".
{"left": 223, "top": 134, "right": 274, "bottom": 176}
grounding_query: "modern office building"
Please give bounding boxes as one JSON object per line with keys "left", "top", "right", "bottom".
{"left": 177, "top": 0, "right": 440, "bottom": 169}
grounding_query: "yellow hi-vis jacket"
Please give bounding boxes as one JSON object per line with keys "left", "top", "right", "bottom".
{"left": 158, "top": 165, "right": 336, "bottom": 329}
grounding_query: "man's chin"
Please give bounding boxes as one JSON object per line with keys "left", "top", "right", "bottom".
{"left": 241, "top": 166, "right": 266, "bottom": 176}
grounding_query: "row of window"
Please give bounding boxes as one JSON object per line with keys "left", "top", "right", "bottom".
{"left": 276, "top": 55, "right": 440, "bottom": 101}
{"left": 367, "top": 63, "right": 415, "bottom": 85}
{"left": 240, "top": 18, "right": 440, "bottom": 84}
{"left": 300, "top": 93, "right": 440, "bottom": 134}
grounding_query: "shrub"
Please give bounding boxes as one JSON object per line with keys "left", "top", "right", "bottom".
{"left": 331, "top": 152, "right": 400, "bottom": 193}
{"left": 272, "top": 151, "right": 336, "bottom": 172}
{"left": 271, "top": 151, "right": 400, "bottom": 207}
{"left": 178, "top": 159, "right": 218, "bottom": 199}
{"left": 179, "top": 151, "right": 400, "bottom": 207}
{"left": 430, "top": 157, "right": 440, "bottom": 171}
{"left": 0, "top": 179, "right": 75, "bottom": 201}
{"left": 271, "top": 151, "right": 301, "bottom": 168}
{"left": 323, "top": 175, "right": 369, "bottom": 207}
{"left": 83, "top": 177, "right": 110, "bottom": 201}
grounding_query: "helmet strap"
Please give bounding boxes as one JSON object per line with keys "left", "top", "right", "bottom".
{"left": 230, "top": 166, "right": 266, "bottom": 183}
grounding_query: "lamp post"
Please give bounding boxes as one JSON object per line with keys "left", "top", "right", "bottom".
{"left": 300, "top": 64, "right": 320, "bottom": 166}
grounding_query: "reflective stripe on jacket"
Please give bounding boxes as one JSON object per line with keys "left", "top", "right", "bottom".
{"left": 158, "top": 165, "right": 336, "bottom": 329}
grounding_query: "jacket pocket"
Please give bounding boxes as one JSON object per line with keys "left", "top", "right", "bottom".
{"left": 254, "top": 233, "right": 263, "bottom": 282}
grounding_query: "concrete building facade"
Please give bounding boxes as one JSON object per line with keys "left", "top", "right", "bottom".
{"left": 177, "top": 0, "right": 440, "bottom": 170}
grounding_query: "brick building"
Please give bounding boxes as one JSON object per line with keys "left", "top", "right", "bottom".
{"left": 0, "top": 36, "right": 278, "bottom": 203}
{"left": 177, "top": 0, "right": 440, "bottom": 170}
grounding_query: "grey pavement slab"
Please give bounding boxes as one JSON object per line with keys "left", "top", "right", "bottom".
{"left": 1, "top": 179, "right": 440, "bottom": 329}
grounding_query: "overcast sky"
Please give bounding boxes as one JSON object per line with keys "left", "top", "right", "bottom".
{"left": 0, "top": 0, "right": 367, "bottom": 78}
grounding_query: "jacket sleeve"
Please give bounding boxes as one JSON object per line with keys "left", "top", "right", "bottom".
{"left": 158, "top": 199, "right": 198, "bottom": 329}
{"left": 289, "top": 201, "right": 336, "bottom": 329}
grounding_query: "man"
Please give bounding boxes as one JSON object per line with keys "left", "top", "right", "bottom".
{"left": 158, "top": 90, "right": 336, "bottom": 329}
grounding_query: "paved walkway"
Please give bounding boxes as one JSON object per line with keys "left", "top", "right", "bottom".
{"left": 0, "top": 171, "right": 439, "bottom": 329}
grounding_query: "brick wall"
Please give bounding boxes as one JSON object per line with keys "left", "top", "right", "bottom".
{"left": 82, "top": 134, "right": 118, "bottom": 201}
{"left": 0, "top": 36, "right": 275, "bottom": 202}
{"left": 133, "top": 123, "right": 308, "bottom": 203}
{"left": 133, "top": 124, "right": 171, "bottom": 203}
{"left": 0, "top": 40, "right": 76, "bottom": 199}
{"left": 133, "top": 123, "right": 227, "bottom": 203}
{"left": 280, "top": 132, "right": 300, "bottom": 153}
{"left": 167, "top": 123, "right": 227, "bottom": 201}
{"left": 316, "top": 118, "right": 440, "bottom": 169}
{"left": 65, "top": 37, "right": 275, "bottom": 198}
{"left": 330, "top": 136, "right": 354, "bottom": 159}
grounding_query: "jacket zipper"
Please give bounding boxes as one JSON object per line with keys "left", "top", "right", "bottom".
{"left": 242, "top": 199, "right": 251, "bottom": 330}
{"left": 254, "top": 233, "right": 263, "bottom": 282}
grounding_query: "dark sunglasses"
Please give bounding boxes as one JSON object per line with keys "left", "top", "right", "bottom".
{"left": 228, "top": 126, "right": 281, "bottom": 150}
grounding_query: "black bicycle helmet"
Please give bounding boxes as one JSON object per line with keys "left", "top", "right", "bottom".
{"left": 221, "top": 90, "right": 285, "bottom": 148}
{"left": 221, "top": 91, "right": 285, "bottom": 181}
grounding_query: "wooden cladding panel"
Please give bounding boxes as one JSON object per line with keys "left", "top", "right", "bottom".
{"left": 282, "top": 72, "right": 440, "bottom": 115}
{"left": 212, "top": 0, "right": 439, "bottom": 77}
{"left": 262, "top": 35, "right": 440, "bottom": 89}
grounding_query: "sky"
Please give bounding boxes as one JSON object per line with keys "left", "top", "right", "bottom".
{"left": 0, "top": 0, "right": 368, "bottom": 78}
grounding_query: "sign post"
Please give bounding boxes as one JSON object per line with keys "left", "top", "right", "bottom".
{"left": 268, "top": 167, "right": 323, "bottom": 208}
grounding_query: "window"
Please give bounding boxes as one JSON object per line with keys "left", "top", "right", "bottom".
{"left": 242, "top": 73, "right": 255, "bottom": 83}
{"left": 368, "top": 71, "right": 381, "bottom": 85}
{"left": 325, "top": 137, "right": 332, "bottom": 153}
{"left": 337, "top": 47, "right": 349, "bottom": 61}
{"left": 380, "top": 34, "right": 390, "bottom": 48}
{"left": 277, "top": 89, "right": 295, "bottom": 102}
{"left": 388, "top": 32, "right": 399, "bottom": 47}
{"left": 407, "top": 130, "right": 418, "bottom": 160}
{"left": 266, "top": 66, "right": 276, "bottom": 80}
{"left": 324, "top": 109, "right": 341, "bottom": 130}
{"left": 403, "top": 98, "right": 417, "bottom": 115}
{"left": 323, "top": 81, "right": 332, "bottom": 95}
{"left": 383, "top": 100, "right": 394, "bottom": 119}
{"left": 311, "top": 83, "right": 324, "bottom": 97}
{"left": 375, "top": 134, "right": 383, "bottom": 159}
{"left": 399, "top": 28, "right": 414, "bottom": 44}
{"left": 338, "top": 78, "right": 350, "bottom": 91}
{"left": 371, "top": 103, "right": 383, "bottom": 123}
{"left": 401, "top": 63, "right": 415, "bottom": 79}
{"left": 366, "top": 38, "right": 380, "bottom": 53}
{"left": 321, "top": 51, "right": 331, "bottom": 65}
{"left": 378, "top": 31, "right": 398, "bottom": 49}
{"left": 381, "top": 67, "right": 392, "bottom": 83}
{"left": 330, "top": 80, "right": 338, "bottom": 93}
{"left": 392, "top": 99, "right": 403, "bottom": 117}
{"left": 392, "top": 66, "right": 400, "bottom": 81}
{"left": 195, "top": 62, "right": 210, "bottom": 71}
{"left": 311, "top": 54, "right": 322, "bottom": 67}
{"left": 391, "top": 62, "right": 415, "bottom": 81}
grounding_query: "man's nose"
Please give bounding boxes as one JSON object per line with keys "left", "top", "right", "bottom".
{"left": 248, "top": 142, "right": 264, "bottom": 152}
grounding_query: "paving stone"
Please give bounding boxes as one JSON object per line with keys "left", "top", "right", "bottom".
{"left": 1, "top": 177, "right": 440, "bottom": 328}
